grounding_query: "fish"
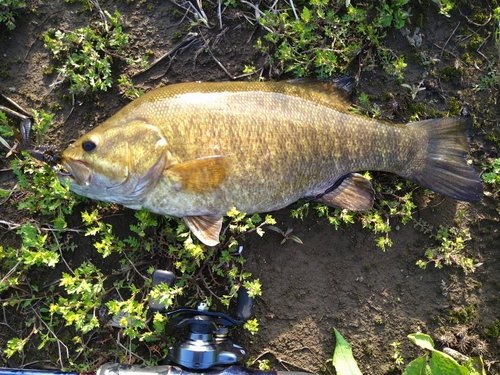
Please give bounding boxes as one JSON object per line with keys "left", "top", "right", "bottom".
{"left": 58, "top": 79, "right": 483, "bottom": 246}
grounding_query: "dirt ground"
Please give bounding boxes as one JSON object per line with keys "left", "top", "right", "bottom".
{"left": 1, "top": 1, "right": 500, "bottom": 374}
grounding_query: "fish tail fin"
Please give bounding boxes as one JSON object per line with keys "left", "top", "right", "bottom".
{"left": 406, "top": 117, "right": 482, "bottom": 202}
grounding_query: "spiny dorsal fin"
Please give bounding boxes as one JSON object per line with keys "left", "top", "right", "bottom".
{"left": 315, "top": 173, "right": 374, "bottom": 211}
{"left": 168, "top": 156, "right": 228, "bottom": 193}
{"left": 286, "top": 77, "right": 354, "bottom": 113}
{"left": 184, "top": 215, "right": 222, "bottom": 246}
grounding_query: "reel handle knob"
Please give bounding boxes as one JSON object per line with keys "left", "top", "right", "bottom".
{"left": 235, "top": 286, "right": 254, "bottom": 322}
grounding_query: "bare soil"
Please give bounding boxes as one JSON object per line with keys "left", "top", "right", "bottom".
{"left": 1, "top": 1, "right": 499, "bottom": 374}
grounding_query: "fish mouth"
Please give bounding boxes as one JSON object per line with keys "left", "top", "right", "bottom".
{"left": 57, "top": 158, "right": 91, "bottom": 185}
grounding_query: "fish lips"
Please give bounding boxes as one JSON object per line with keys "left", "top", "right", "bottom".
{"left": 58, "top": 158, "right": 92, "bottom": 186}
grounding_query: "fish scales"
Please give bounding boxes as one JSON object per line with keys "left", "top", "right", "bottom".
{"left": 59, "top": 80, "right": 482, "bottom": 245}
{"left": 141, "top": 90, "right": 409, "bottom": 210}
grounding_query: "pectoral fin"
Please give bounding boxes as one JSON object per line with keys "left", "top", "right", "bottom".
{"left": 184, "top": 215, "right": 222, "bottom": 246}
{"left": 315, "top": 173, "right": 374, "bottom": 211}
{"left": 168, "top": 156, "right": 228, "bottom": 193}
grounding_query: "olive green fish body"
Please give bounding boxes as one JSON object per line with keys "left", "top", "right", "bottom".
{"left": 140, "top": 86, "right": 415, "bottom": 213}
{"left": 60, "top": 81, "right": 482, "bottom": 245}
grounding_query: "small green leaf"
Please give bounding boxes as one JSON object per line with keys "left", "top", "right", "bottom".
{"left": 301, "top": 6, "right": 311, "bottom": 22}
{"left": 0, "top": 187, "right": 11, "bottom": 198}
{"left": 0, "top": 135, "right": 13, "bottom": 150}
{"left": 332, "top": 328, "right": 363, "bottom": 375}
{"left": 408, "top": 333, "right": 435, "bottom": 351}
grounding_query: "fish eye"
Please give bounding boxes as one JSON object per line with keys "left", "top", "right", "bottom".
{"left": 82, "top": 140, "right": 97, "bottom": 152}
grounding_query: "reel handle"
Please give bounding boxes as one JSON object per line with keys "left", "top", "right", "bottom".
{"left": 235, "top": 285, "right": 254, "bottom": 322}
{"left": 149, "top": 270, "right": 254, "bottom": 323}
{"left": 148, "top": 270, "right": 176, "bottom": 312}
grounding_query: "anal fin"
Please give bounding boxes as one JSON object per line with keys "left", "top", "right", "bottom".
{"left": 315, "top": 173, "right": 374, "bottom": 211}
{"left": 184, "top": 215, "right": 222, "bottom": 246}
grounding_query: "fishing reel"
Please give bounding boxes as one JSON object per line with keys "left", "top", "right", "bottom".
{"left": 97, "top": 271, "right": 314, "bottom": 375}
{"left": 148, "top": 270, "right": 254, "bottom": 370}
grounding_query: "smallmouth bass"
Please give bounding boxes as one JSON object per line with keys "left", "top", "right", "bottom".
{"left": 59, "top": 80, "right": 482, "bottom": 245}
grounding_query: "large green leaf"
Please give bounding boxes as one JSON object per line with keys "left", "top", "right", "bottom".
{"left": 332, "top": 328, "right": 363, "bottom": 375}
{"left": 429, "top": 350, "right": 468, "bottom": 375}
{"left": 403, "top": 356, "right": 430, "bottom": 375}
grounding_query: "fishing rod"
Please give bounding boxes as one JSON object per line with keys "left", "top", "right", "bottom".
{"left": 0, "top": 370, "right": 83, "bottom": 375}
{"left": 0, "top": 270, "right": 314, "bottom": 375}
{"left": 0, "top": 364, "right": 311, "bottom": 375}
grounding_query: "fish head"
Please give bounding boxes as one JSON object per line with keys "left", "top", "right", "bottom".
{"left": 59, "top": 121, "right": 168, "bottom": 205}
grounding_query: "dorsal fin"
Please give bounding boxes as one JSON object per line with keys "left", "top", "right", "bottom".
{"left": 286, "top": 77, "right": 355, "bottom": 113}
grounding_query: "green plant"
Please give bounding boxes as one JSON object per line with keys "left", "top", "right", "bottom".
{"left": 494, "top": 6, "right": 500, "bottom": 49}
{"left": 0, "top": 0, "right": 26, "bottom": 30}
{"left": 6, "top": 109, "right": 78, "bottom": 230}
{"left": 401, "top": 79, "right": 426, "bottom": 100}
{"left": 404, "top": 333, "right": 485, "bottom": 375}
{"left": 243, "top": 318, "right": 259, "bottom": 335}
{"left": 51, "top": 261, "right": 107, "bottom": 334}
{"left": 118, "top": 74, "right": 145, "bottom": 99}
{"left": 380, "top": 50, "right": 407, "bottom": 80}
{"left": 331, "top": 331, "right": 486, "bottom": 375}
{"left": 476, "top": 7, "right": 500, "bottom": 89}
{"left": 12, "top": 157, "right": 78, "bottom": 229}
{"left": 291, "top": 173, "right": 416, "bottom": 251}
{"left": 485, "top": 319, "right": 500, "bottom": 338}
{"left": 1, "top": 203, "right": 270, "bottom": 367}
{"left": 43, "top": 10, "right": 131, "bottom": 94}
{"left": 256, "top": 0, "right": 411, "bottom": 78}
{"left": 267, "top": 225, "right": 303, "bottom": 244}
{"left": 482, "top": 158, "right": 500, "bottom": 191}
{"left": 332, "top": 328, "right": 363, "bottom": 375}
{"left": 416, "top": 224, "right": 477, "bottom": 274}
{"left": 391, "top": 341, "right": 404, "bottom": 369}
{"left": 430, "top": 0, "right": 455, "bottom": 17}
{"left": 314, "top": 205, "right": 355, "bottom": 229}
{"left": 350, "top": 92, "right": 382, "bottom": 118}
{"left": 377, "top": 0, "right": 411, "bottom": 29}
{"left": 0, "top": 110, "right": 15, "bottom": 155}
